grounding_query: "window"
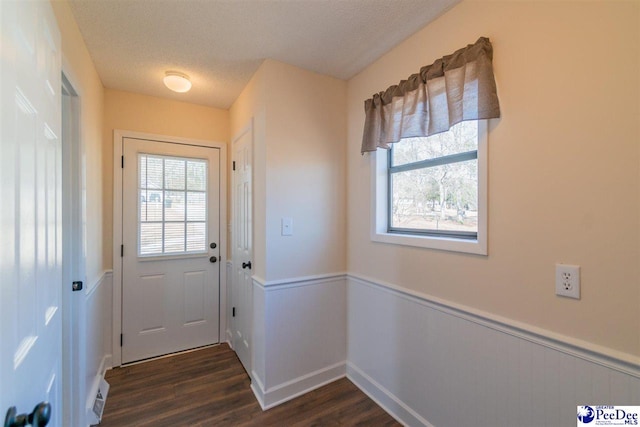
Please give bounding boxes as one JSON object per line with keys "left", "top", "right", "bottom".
{"left": 372, "top": 121, "right": 487, "bottom": 255}
{"left": 362, "top": 38, "right": 498, "bottom": 255}
{"left": 138, "top": 154, "right": 208, "bottom": 256}
{"left": 389, "top": 120, "right": 479, "bottom": 238}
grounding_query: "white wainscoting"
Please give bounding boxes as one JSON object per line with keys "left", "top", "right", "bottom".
{"left": 250, "top": 274, "right": 347, "bottom": 409}
{"left": 347, "top": 274, "right": 640, "bottom": 427}
{"left": 84, "top": 270, "right": 113, "bottom": 425}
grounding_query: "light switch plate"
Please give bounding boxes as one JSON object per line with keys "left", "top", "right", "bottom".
{"left": 281, "top": 217, "right": 293, "bottom": 236}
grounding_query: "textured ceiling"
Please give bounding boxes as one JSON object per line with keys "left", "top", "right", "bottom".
{"left": 69, "top": 0, "right": 459, "bottom": 109}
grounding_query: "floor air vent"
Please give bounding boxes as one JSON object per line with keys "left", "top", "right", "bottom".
{"left": 89, "top": 377, "right": 110, "bottom": 425}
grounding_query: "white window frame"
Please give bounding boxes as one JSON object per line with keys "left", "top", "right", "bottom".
{"left": 137, "top": 153, "right": 209, "bottom": 258}
{"left": 370, "top": 120, "right": 488, "bottom": 255}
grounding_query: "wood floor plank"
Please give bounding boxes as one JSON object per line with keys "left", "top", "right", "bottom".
{"left": 98, "top": 344, "right": 401, "bottom": 427}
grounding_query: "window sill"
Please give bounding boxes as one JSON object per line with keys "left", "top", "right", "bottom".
{"left": 371, "top": 231, "right": 487, "bottom": 255}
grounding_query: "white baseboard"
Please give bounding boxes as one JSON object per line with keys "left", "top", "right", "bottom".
{"left": 250, "top": 372, "right": 266, "bottom": 409}
{"left": 251, "top": 362, "right": 346, "bottom": 410}
{"left": 347, "top": 362, "right": 433, "bottom": 427}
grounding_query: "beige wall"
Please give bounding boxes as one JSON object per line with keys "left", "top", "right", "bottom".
{"left": 347, "top": 0, "right": 640, "bottom": 357}
{"left": 51, "top": 0, "right": 105, "bottom": 286}
{"left": 261, "top": 60, "right": 347, "bottom": 280}
{"left": 103, "top": 89, "right": 230, "bottom": 268}
{"left": 230, "top": 60, "right": 347, "bottom": 281}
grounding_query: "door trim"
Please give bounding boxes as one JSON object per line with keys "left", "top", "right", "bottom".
{"left": 112, "top": 129, "right": 227, "bottom": 367}
{"left": 61, "top": 69, "right": 87, "bottom": 427}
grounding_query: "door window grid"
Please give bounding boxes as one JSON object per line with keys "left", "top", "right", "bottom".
{"left": 138, "top": 153, "right": 208, "bottom": 256}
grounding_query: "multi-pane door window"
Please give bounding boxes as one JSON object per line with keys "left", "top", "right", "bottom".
{"left": 388, "top": 121, "right": 479, "bottom": 239}
{"left": 138, "top": 154, "right": 208, "bottom": 256}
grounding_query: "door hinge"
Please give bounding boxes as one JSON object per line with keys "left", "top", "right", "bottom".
{"left": 232, "top": 307, "right": 236, "bottom": 317}
{"left": 120, "top": 244, "right": 124, "bottom": 257}
{"left": 232, "top": 161, "right": 236, "bottom": 171}
{"left": 120, "top": 334, "right": 123, "bottom": 347}
{"left": 121, "top": 155, "right": 124, "bottom": 168}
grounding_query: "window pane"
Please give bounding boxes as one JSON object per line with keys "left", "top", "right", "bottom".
{"left": 139, "top": 189, "right": 147, "bottom": 221}
{"left": 138, "top": 153, "right": 208, "bottom": 256}
{"left": 187, "top": 160, "right": 207, "bottom": 191}
{"left": 165, "top": 158, "right": 186, "bottom": 190}
{"left": 392, "top": 121, "right": 478, "bottom": 167}
{"left": 391, "top": 159, "right": 478, "bottom": 233}
{"left": 145, "top": 191, "right": 163, "bottom": 221}
{"left": 164, "top": 191, "right": 184, "bottom": 221}
{"left": 164, "top": 223, "right": 185, "bottom": 253}
{"left": 139, "top": 156, "right": 147, "bottom": 187}
{"left": 145, "top": 156, "right": 163, "bottom": 189}
{"left": 186, "top": 223, "right": 206, "bottom": 252}
{"left": 140, "top": 223, "right": 162, "bottom": 255}
{"left": 186, "top": 192, "right": 206, "bottom": 221}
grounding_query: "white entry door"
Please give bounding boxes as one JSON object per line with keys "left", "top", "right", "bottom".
{"left": 1, "top": 1, "right": 63, "bottom": 425}
{"left": 122, "top": 138, "right": 220, "bottom": 363}
{"left": 232, "top": 126, "right": 253, "bottom": 372}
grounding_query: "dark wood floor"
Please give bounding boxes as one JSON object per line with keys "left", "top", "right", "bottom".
{"left": 99, "top": 344, "right": 401, "bottom": 426}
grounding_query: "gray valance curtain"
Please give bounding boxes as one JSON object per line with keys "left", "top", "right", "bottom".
{"left": 361, "top": 37, "right": 500, "bottom": 154}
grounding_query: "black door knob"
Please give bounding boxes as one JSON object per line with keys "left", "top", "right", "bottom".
{"left": 29, "top": 403, "right": 51, "bottom": 427}
{"left": 209, "top": 242, "right": 217, "bottom": 249}
{"left": 4, "top": 402, "right": 51, "bottom": 427}
{"left": 4, "top": 407, "right": 24, "bottom": 427}
{"left": 209, "top": 256, "right": 217, "bottom": 263}
{"left": 242, "top": 261, "right": 252, "bottom": 269}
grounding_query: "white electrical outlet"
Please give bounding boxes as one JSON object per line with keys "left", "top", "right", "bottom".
{"left": 555, "top": 264, "right": 580, "bottom": 299}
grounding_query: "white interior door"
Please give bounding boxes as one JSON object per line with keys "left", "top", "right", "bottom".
{"left": 122, "top": 138, "right": 220, "bottom": 363}
{"left": 232, "top": 126, "right": 253, "bottom": 372}
{"left": 1, "top": 1, "right": 63, "bottom": 425}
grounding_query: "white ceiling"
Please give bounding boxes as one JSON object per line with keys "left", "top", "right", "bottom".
{"left": 69, "top": 0, "right": 459, "bottom": 109}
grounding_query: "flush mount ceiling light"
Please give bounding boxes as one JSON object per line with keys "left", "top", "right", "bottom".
{"left": 163, "top": 71, "right": 191, "bottom": 93}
